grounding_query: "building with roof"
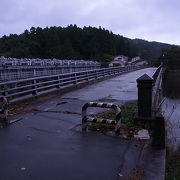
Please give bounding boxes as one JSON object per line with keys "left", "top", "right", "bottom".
{"left": 130, "top": 56, "right": 148, "bottom": 66}
{"left": 109, "top": 55, "right": 129, "bottom": 67}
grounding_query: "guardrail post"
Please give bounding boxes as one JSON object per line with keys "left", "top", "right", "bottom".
{"left": 109, "top": 68, "right": 112, "bottom": 75}
{"left": 2, "top": 85, "right": 8, "bottom": 97}
{"left": 74, "top": 73, "right": 77, "bottom": 84}
{"left": 33, "top": 69, "right": 36, "bottom": 77}
{"left": 137, "top": 74, "right": 153, "bottom": 118}
{"left": 32, "top": 79, "right": 37, "bottom": 95}
{"left": 86, "top": 71, "right": 89, "bottom": 81}
{"left": 56, "top": 76, "right": 61, "bottom": 88}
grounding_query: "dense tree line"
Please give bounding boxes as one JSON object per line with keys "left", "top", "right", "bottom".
{"left": 0, "top": 25, "right": 171, "bottom": 66}
{"left": 133, "top": 39, "right": 171, "bottom": 66}
{"left": 161, "top": 46, "right": 180, "bottom": 98}
{"left": 158, "top": 46, "right": 180, "bottom": 69}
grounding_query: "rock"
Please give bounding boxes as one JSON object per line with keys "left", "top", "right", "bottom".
{"left": 134, "top": 129, "right": 150, "bottom": 140}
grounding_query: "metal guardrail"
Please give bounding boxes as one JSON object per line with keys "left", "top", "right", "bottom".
{"left": 0, "top": 65, "right": 100, "bottom": 81}
{"left": 0, "top": 65, "right": 142, "bottom": 102}
{"left": 0, "top": 57, "right": 100, "bottom": 67}
{"left": 152, "top": 65, "right": 162, "bottom": 82}
{"left": 0, "top": 57, "right": 100, "bottom": 81}
{"left": 81, "top": 102, "right": 121, "bottom": 132}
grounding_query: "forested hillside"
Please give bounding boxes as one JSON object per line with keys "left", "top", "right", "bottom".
{"left": 133, "top": 39, "right": 171, "bottom": 65}
{"left": 159, "top": 46, "right": 180, "bottom": 69}
{"left": 0, "top": 25, "right": 171, "bottom": 66}
{"left": 161, "top": 46, "right": 180, "bottom": 98}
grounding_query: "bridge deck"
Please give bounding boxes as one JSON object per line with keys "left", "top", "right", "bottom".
{"left": 0, "top": 68, "right": 161, "bottom": 180}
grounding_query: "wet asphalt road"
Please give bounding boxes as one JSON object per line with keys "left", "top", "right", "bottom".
{"left": 0, "top": 68, "right": 156, "bottom": 180}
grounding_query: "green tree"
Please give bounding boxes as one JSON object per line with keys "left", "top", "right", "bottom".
{"left": 160, "top": 46, "right": 180, "bottom": 69}
{"left": 0, "top": 25, "right": 172, "bottom": 65}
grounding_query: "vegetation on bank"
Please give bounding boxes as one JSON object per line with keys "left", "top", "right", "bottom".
{"left": 159, "top": 46, "right": 180, "bottom": 70}
{"left": 121, "top": 101, "right": 138, "bottom": 127}
{"left": 162, "top": 69, "right": 180, "bottom": 98}
{"left": 0, "top": 25, "right": 171, "bottom": 67}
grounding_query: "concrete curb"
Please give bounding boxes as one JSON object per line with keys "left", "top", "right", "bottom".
{"left": 118, "top": 139, "right": 166, "bottom": 180}
{"left": 118, "top": 139, "right": 148, "bottom": 179}
{"left": 144, "top": 148, "right": 166, "bottom": 180}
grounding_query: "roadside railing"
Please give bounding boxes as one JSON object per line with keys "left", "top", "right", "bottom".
{"left": 0, "top": 65, "right": 143, "bottom": 102}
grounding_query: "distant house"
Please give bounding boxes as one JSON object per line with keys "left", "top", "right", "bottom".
{"left": 131, "top": 56, "right": 141, "bottom": 63}
{"left": 130, "top": 56, "right": 148, "bottom": 66}
{"left": 109, "top": 55, "right": 129, "bottom": 67}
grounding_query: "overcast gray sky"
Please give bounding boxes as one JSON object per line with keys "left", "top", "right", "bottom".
{"left": 0, "top": 0, "right": 179, "bottom": 45}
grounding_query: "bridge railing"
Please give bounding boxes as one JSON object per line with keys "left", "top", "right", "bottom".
{"left": 0, "top": 57, "right": 101, "bottom": 81}
{"left": 136, "top": 65, "right": 163, "bottom": 119}
{"left": 136, "top": 65, "right": 165, "bottom": 148}
{"left": 152, "top": 65, "right": 164, "bottom": 114}
{"left": 0, "top": 65, "right": 143, "bottom": 102}
{"left": 0, "top": 65, "right": 101, "bottom": 82}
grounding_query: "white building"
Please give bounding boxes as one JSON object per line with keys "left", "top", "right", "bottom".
{"left": 109, "top": 55, "right": 129, "bottom": 67}
{"left": 131, "top": 56, "right": 141, "bottom": 63}
{"left": 130, "top": 56, "right": 148, "bottom": 66}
